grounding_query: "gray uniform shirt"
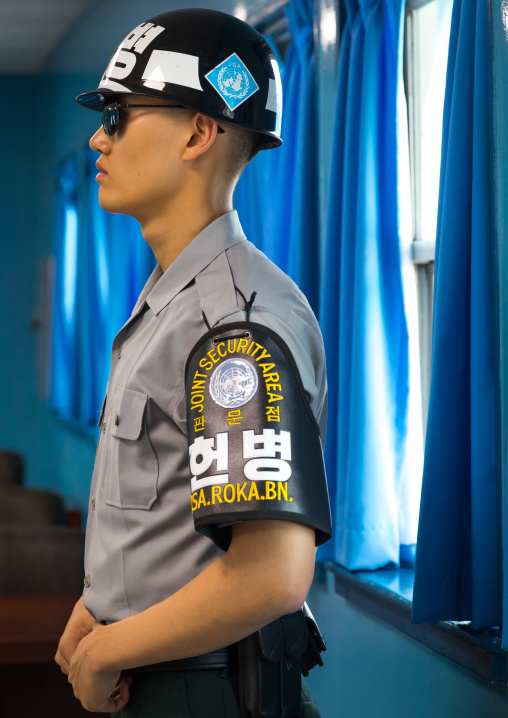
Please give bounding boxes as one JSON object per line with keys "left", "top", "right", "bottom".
{"left": 83, "top": 210, "right": 327, "bottom": 623}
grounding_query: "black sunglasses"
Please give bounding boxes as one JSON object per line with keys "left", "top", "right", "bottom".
{"left": 101, "top": 101, "right": 226, "bottom": 137}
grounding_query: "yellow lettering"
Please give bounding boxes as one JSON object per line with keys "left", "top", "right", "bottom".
{"left": 256, "top": 347, "right": 271, "bottom": 361}
{"left": 224, "top": 484, "right": 235, "bottom": 503}
{"left": 207, "top": 349, "right": 219, "bottom": 364}
{"left": 199, "top": 358, "right": 213, "bottom": 371}
{"left": 249, "top": 343, "right": 263, "bottom": 358}
{"left": 268, "top": 393, "right": 284, "bottom": 403}
{"left": 247, "top": 482, "right": 260, "bottom": 501}
{"left": 246, "top": 341, "right": 255, "bottom": 355}
{"left": 194, "top": 416, "right": 206, "bottom": 432}
{"left": 278, "top": 483, "right": 289, "bottom": 501}
{"left": 264, "top": 373, "right": 279, "bottom": 384}
{"left": 266, "top": 481, "right": 276, "bottom": 500}
{"left": 237, "top": 482, "right": 248, "bottom": 502}
{"left": 217, "top": 342, "right": 227, "bottom": 358}
{"left": 191, "top": 493, "right": 198, "bottom": 513}
{"left": 267, "top": 384, "right": 282, "bottom": 392}
{"left": 197, "top": 489, "right": 206, "bottom": 508}
{"left": 237, "top": 338, "right": 249, "bottom": 353}
{"left": 191, "top": 400, "right": 203, "bottom": 413}
{"left": 266, "top": 406, "right": 280, "bottom": 422}
{"left": 227, "top": 409, "right": 242, "bottom": 426}
{"left": 259, "top": 363, "right": 276, "bottom": 375}
{"left": 228, "top": 338, "right": 237, "bottom": 353}
{"left": 211, "top": 485, "right": 223, "bottom": 504}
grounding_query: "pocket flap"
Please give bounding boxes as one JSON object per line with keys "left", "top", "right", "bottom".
{"left": 112, "top": 388, "right": 147, "bottom": 440}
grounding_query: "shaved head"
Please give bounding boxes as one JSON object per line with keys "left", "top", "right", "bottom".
{"left": 223, "top": 124, "right": 265, "bottom": 182}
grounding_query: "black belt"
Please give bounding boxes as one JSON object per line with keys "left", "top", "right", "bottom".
{"left": 125, "top": 644, "right": 237, "bottom": 674}
{"left": 117, "top": 607, "right": 326, "bottom": 718}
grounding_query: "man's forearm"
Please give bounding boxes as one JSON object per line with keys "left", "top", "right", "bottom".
{"left": 90, "top": 520, "right": 315, "bottom": 673}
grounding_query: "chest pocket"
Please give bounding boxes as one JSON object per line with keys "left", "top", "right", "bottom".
{"left": 102, "top": 386, "right": 159, "bottom": 510}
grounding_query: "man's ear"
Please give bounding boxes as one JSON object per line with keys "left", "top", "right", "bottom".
{"left": 182, "top": 112, "right": 221, "bottom": 161}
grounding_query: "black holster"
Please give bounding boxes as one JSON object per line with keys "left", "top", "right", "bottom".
{"left": 237, "top": 603, "right": 326, "bottom": 718}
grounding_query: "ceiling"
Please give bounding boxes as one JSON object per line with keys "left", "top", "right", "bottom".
{"left": 0, "top": 0, "right": 286, "bottom": 76}
{"left": 0, "top": 0, "right": 95, "bottom": 74}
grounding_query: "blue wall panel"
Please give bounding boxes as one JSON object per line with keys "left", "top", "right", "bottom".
{"left": 306, "top": 575, "right": 508, "bottom": 716}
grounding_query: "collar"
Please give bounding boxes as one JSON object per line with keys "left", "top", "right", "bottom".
{"left": 132, "top": 210, "right": 247, "bottom": 317}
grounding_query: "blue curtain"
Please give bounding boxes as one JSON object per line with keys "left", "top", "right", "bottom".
{"left": 258, "top": 0, "right": 320, "bottom": 315}
{"left": 412, "top": 0, "right": 500, "bottom": 632}
{"left": 50, "top": 157, "right": 80, "bottom": 421}
{"left": 50, "top": 147, "right": 156, "bottom": 427}
{"left": 233, "top": 37, "right": 283, "bottom": 252}
{"left": 233, "top": 150, "right": 273, "bottom": 251}
{"left": 317, "top": 0, "right": 423, "bottom": 569}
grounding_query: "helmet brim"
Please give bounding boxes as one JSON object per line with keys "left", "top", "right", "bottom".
{"left": 76, "top": 89, "right": 122, "bottom": 111}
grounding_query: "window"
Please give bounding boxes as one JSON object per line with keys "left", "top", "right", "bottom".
{"left": 404, "top": 0, "right": 454, "bottom": 437}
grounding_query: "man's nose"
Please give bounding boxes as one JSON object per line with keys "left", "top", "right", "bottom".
{"left": 89, "top": 125, "right": 111, "bottom": 153}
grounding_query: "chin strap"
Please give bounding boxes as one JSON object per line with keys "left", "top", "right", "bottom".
{"left": 234, "top": 286, "right": 257, "bottom": 323}
{"left": 202, "top": 310, "right": 211, "bottom": 330}
{"left": 201, "top": 286, "right": 257, "bottom": 330}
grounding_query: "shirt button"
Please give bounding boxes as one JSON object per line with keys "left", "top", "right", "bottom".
{"left": 84, "top": 574, "right": 91, "bottom": 588}
{"left": 91, "top": 498, "right": 96, "bottom": 510}
{"left": 117, "top": 346, "right": 123, "bottom": 359}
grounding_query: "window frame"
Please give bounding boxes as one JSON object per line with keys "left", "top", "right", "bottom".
{"left": 403, "top": 0, "right": 447, "bottom": 440}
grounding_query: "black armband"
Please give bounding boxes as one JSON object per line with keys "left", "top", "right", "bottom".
{"left": 184, "top": 322, "right": 332, "bottom": 552}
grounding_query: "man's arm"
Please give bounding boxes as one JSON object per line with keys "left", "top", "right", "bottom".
{"left": 85, "top": 518, "right": 316, "bottom": 673}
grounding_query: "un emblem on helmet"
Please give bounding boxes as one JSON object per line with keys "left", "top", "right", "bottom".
{"left": 205, "top": 53, "right": 259, "bottom": 111}
{"left": 209, "top": 358, "right": 258, "bottom": 409}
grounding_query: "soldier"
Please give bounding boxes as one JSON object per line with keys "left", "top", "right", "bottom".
{"left": 55, "top": 8, "right": 331, "bottom": 717}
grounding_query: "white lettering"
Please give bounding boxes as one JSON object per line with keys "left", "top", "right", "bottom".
{"left": 142, "top": 50, "right": 203, "bottom": 91}
{"left": 121, "top": 22, "right": 165, "bottom": 54}
{"left": 244, "top": 459, "right": 292, "bottom": 482}
{"left": 105, "top": 48, "right": 136, "bottom": 80}
{"left": 189, "top": 433, "right": 229, "bottom": 493}
{"left": 242, "top": 429, "right": 291, "bottom": 461}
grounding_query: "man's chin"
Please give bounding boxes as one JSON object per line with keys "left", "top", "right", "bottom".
{"left": 97, "top": 189, "right": 151, "bottom": 223}
{"left": 97, "top": 192, "right": 133, "bottom": 217}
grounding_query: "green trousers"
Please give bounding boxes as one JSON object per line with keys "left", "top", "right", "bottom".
{"left": 112, "top": 668, "right": 321, "bottom": 717}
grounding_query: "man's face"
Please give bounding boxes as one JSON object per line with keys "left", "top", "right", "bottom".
{"left": 89, "top": 93, "right": 193, "bottom": 220}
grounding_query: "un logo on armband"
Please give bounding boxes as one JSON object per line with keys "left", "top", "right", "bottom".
{"left": 209, "top": 358, "right": 258, "bottom": 409}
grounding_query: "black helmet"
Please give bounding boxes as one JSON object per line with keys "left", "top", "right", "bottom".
{"left": 76, "top": 8, "right": 282, "bottom": 148}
